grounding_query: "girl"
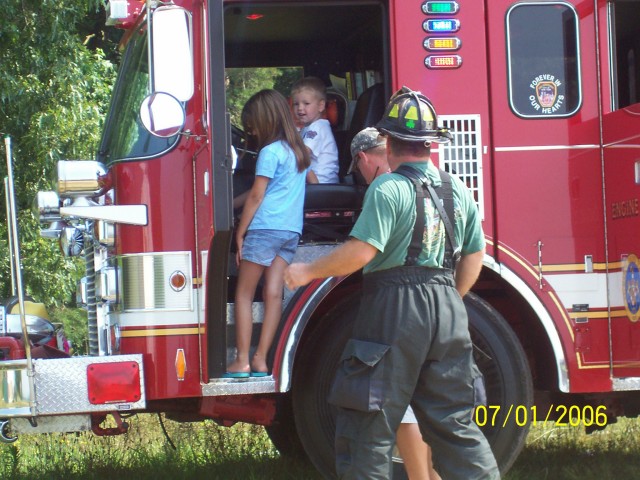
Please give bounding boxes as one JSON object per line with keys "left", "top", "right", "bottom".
{"left": 225, "top": 90, "right": 311, "bottom": 377}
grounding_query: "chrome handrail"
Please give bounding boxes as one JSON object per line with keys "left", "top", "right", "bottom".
{"left": 3, "top": 135, "right": 36, "bottom": 418}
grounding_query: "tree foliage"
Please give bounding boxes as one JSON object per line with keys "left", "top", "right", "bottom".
{"left": 0, "top": 1, "right": 300, "bottom": 309}
{"left": 226, "top": 67, "right": 303, "bottom": 126}
{"left": 0, "top": 0, "right": 118, "bottom": 306}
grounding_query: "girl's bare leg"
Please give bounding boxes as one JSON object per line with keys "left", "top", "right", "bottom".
{"left": 397, "top": 423, "right": 441, "bottom": 480}
{"left": 251, "top": 255, "right": 287, "bottom": 373}
{"left": 227, "top": 259, "right": 265, "bottom": 373}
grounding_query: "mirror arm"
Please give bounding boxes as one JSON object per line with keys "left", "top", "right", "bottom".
{"left": 146, "top": 0, "right": 154, "bottom": 93}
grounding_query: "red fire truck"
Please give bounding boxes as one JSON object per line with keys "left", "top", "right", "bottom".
{"left": 2, "top": 0, "right": 640, "bottom": 477}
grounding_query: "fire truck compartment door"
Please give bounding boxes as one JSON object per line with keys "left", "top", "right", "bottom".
{"left": 601, "top": 0, "right": 640, "bottom": 381}
{"left": 604, "top": 102, "right": 640, "bottom": 379}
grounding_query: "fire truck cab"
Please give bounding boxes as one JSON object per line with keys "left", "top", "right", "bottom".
{"left": 2, "top": 0, "right": 640, "bottom": 478}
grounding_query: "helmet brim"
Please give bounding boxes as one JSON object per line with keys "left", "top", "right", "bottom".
{"left": 377, "top": 127, "right": 451, "bottom": 144}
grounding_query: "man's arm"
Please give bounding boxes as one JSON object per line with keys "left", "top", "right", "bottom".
{"left": 455, "top": 248, "right": 485, "bottom": 296}
{"left": 285, "top": 238, "right": 378, "bottom": 289}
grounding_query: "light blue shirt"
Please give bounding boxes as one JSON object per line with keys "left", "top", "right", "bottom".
{"left": 249, "top": 140, "right": 307, "bottom": 234}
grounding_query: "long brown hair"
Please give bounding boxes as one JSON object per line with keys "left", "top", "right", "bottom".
{"left": 241, "top": 89, "right": 310, "bottom": 172}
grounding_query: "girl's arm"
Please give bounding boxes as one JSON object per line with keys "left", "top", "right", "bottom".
{"left": 306, "top": 169, "right": 318, "bottom": 184}
{"left": 233, "top": 190, "right": 250, "bottom": 210}
{"left": 236, "top": 175, "right": 269, "bottom": 264}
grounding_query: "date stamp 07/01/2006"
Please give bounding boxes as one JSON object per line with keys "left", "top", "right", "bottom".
{"left": 474, "top": 404, "right": 608, "bottom": 428}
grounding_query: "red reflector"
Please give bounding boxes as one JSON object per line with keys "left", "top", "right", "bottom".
{"left": 87, "top": 361, "right": 141, "bottom": 405}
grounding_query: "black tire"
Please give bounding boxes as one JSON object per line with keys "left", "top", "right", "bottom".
{"left": 290, "top": 293, "right": 357, "bottom": 478}
{"left": 285, "top": 290, "right": 532, "bottom": 478}
{"left": 265, "top": 392, "right": 309, "bottom": 461}
{"left": 289, "top": 293, "right": 409, "bottom": 478}
{"left": 465, "top": 292, "right": 534, "bottom": 474}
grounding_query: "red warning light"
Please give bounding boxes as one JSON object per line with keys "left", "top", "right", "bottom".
{"left": 424, "top": 55, "right": 463, "bottom": 69}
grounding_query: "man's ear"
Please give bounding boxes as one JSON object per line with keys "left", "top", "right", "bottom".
{"left": 318, "top": 99, "right": 326, "bottom": 113}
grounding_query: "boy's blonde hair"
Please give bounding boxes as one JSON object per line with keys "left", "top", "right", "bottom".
{"left": 291, "top": 76, "right": 327, "bottom": 102}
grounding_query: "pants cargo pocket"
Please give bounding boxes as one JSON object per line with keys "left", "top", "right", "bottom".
{"left": 328, "top": 339, "right": 390, "bottom": 412}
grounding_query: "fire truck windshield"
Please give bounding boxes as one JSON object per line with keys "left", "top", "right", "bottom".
{"left": 97, "top": 26, "right": 179, "bottom": 165}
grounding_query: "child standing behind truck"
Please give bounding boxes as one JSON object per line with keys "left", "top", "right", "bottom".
{"left": 291, "top": 77, "right": 340, "bottom": 183}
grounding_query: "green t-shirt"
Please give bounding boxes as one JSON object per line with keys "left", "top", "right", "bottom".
{"left": 350, "top": 161, "right": 485, "bottom": 274}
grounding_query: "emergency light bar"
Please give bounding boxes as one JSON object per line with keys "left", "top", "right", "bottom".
{"left": 423, "top": 18, "right": 460, "bottom": 33}
{"left": 421, "top": 1, "right": 459, "bottom": 15}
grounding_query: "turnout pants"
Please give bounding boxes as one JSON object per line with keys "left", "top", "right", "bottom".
{"left": 329, "top": 266, "right": 499, "bottom": 479}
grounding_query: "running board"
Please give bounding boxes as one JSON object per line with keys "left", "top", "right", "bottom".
{"left": 202, "top": 375, "right": 276, "bottom": 396}
{"left": 613, "top": 377, "right": 640, "bottom": 391}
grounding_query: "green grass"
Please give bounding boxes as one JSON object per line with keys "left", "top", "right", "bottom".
{"left": 1, "top": 414, "right": 639, "bottom": 479}
{"left": 506, "top": 418, "right": 640, "bottom": 479}
{"left": 0, "top": 415, "right": 319, "bottom": 480}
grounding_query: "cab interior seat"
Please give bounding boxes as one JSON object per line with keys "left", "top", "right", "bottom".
{"left": 339, "top": 83, "right": 386, "bottom": 183}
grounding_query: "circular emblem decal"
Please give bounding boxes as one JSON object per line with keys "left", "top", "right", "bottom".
{"left": 624, "top": 254, "right": 640, "bottom": 322}
{"left": 527, "top": 73, "right": 566, "bottom": 115}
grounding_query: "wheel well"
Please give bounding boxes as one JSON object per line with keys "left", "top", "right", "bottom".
{"left": 293, "top": 273, "right": 362, "bottom": 360}
{"left": 473, "top": 267, "right": 558, "bottom": 392}
{"left": 293, "top": 268, "right": 558, "bottom": 393}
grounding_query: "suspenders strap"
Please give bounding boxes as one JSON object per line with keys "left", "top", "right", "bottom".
{"left": 394, "top": 165, "right": 460, "bottom": 268}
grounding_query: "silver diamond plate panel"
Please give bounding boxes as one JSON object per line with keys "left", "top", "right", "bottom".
{"left": 292, "top": 244, "right": 338, "bottom": 263}
{"left": 226, "top": 303, "right": 264, "bottom": 325}
{"left": 285, "top": 244, "right": 338, "bottom": 305}
{"left": 613, "top": 377, "right": 640, "bottom": 391}
{"left": 202, "top": 376, "right": 276, "bottom": 396}
{"left": 33, "top": 354, "right": 146, "bottom": 415}
{"left": 12, "top": 414, "right": 91, "bottom": 434}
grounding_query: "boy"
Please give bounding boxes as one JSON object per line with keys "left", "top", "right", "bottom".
{"left": 291, "top": 77, "right": 339, "bottom": 183}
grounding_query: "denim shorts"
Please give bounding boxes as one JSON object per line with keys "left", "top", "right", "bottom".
{"left": 242, "top": 229, "right": 300, "bottom": 266}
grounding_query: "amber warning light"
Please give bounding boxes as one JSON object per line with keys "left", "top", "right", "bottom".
{"left": 423, "top": 37, "right": 461, "bottom": 51}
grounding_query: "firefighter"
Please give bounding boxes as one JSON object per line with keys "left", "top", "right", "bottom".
{"left": 284, "top": 88, "right": 499, "bottom": 479}
{"left": 349, "top": 127, "right": 441, "bottom": 480}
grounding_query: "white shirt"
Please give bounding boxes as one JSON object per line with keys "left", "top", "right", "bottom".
{"left": 300, "top": 118, "right": 339, "bottom": 183}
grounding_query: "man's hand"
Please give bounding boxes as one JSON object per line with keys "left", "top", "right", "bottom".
{"left": 284, "top": 263, "right": 313, "bottom": 290}
{"left": 284, "top": 238, "right": 378, "bottom": 290}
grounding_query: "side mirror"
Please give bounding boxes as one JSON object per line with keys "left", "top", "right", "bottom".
{"left": 151, "top": 6, "right": 194, "bottom": 102}
{"left": 139, "top": 92, "right": 186, "bottom": 137}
